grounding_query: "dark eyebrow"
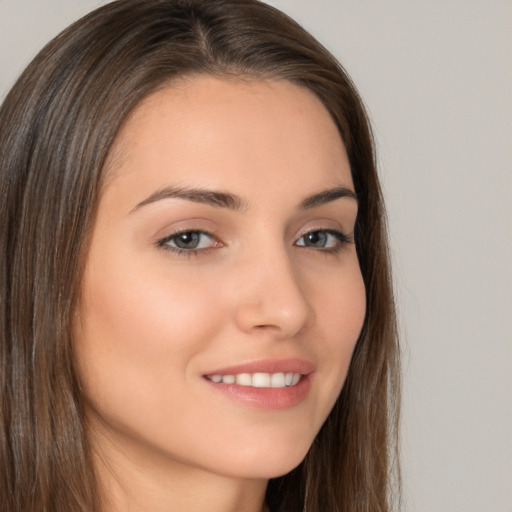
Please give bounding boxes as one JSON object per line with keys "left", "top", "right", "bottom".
{"left": 131, "top": 185, "right": 356, "bottom": 214}
{"left": 299, "top": 186, "right": 357, "bottom": 209}
{"left": 131, "top": 186, "right": 247, "bottom": 213}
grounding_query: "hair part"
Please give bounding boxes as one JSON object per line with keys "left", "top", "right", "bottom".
{"left": 0, "top": 1, "right": 400, "bottom": 511}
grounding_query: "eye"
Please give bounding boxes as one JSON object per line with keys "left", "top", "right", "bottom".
{"left": 295, "top": 229, "right": 350, "bottom": 251}
{"left": 158, "top": 230, "right": 220, "bottom": 253}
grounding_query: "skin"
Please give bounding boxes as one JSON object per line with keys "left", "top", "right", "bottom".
{"left": 75, "top": 76, "right": 366, "bottom": 512}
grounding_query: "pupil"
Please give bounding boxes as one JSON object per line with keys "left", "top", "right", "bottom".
{"left": 175, "top": 232, "right": 200, "bottom": 249}
{"left": 306, "top": 231, "right": 327, "bottom": 247}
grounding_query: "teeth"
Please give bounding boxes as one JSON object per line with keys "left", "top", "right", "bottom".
{"left": 270, "top": 372, "right": 285, "bottom": 387}
{"left": 207, "top": 372, "right": 302, "bottom": 388}
{"left": 252, "top": 372, "right": 270, "bottom": 387}
{"left": 236, "top": 373, "right": 252, "bottom": 386}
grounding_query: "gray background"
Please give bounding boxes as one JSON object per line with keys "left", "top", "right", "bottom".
{"left": 1, "top": 1, "right": 511, "bottom": 511}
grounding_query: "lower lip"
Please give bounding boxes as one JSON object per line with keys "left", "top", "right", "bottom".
{"left": 203, "top": 374, "right": 312, "bottom": 410}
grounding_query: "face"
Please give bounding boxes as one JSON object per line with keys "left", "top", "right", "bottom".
{"left": 76, "top": 76, "right": 366, "bottom": 481}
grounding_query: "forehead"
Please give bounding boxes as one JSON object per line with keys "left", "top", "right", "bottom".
{"left": 104, "top": 75, "right": 352, "bottom": 205}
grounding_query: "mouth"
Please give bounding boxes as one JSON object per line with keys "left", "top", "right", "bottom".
{"left": 202, "top": 359, "right": 314, "bottom": 409}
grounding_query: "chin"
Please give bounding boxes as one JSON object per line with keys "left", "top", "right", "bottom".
{"left": 213, "top": 438, "right": 312, "bottom": 480}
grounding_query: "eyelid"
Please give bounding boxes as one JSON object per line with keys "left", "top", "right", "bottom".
{"left": 157, "top": 228, "right": 222, "bottom": 256}
{"left": 294, "top": 228, "right": 353, "bottom": 250}
{"left": 296, "top": 223, "right": 352, "bottom": 240}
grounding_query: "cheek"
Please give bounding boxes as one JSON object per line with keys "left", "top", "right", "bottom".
{"left": 312, "top": 264, "right": 366, "bottom": 404}
{"left": 312, "top": 255, "right": 366, "bottom": 339}
{"left": 74, "top": 256, "right": 225, "bottom": 413}
{"left": 74, "top": 259, "right": 235, "bottom": 465}
{"left": 80, "top": 252, "right": 221, "bottom": 348}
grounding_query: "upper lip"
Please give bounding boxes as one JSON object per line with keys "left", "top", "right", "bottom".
{"left": 203, "top": 358, "right": 315, "bottom": 376}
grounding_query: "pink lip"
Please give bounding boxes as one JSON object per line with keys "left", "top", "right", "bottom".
{"left": 202, "top": 358, "right": 315, "bottom": 410}
{"left": 204, "top": 358, "right": 315, "bottom": 376}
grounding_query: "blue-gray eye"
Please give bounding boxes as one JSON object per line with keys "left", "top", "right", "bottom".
{"left": 295, "top": 230, "right": 346, "bottom": 249}
{"left": 162, "top": 231, "right": 214, "bottom": 250}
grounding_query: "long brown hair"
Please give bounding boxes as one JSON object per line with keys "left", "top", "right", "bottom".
{"left": 0, "top": 1, "right": 400, "bottom": 510}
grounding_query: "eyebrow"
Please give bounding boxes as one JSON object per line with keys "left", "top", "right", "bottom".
{"left": 299, "top": 186, "right": 357, "bottom": 209}
{"left": 131, "top": 186, "right": 247, "bottom": 213}
{"left": 131, "top": 185, "right": 356, "bottom": 213}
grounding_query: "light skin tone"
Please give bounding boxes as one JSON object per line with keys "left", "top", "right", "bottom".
{"left": 75, "top": 75, "right": 366, "bottom": 512}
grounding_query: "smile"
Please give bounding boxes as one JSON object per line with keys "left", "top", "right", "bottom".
{"left": 202, "top": 359, "right": 314, "bottom": 409}
{"left": 205, "top": 372, "right": 302, "bottom": 388}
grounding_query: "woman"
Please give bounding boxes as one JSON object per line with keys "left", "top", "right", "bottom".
{"left": 0, "top": 1, "right": 400, "bottom": 511}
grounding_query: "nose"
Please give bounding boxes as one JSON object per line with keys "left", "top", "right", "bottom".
{"left": 232, "top": 246, "right": 314, "bottom": 339}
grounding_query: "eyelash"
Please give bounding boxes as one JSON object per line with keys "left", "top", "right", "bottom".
{"left": 295, "top": 229, "right": 353, "bottom": 253}
{"left": 157, "top": 228, "right": 353, "bottom": 257}
{"left": 157, "top": 229, "right": 219, "bottom": 257}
